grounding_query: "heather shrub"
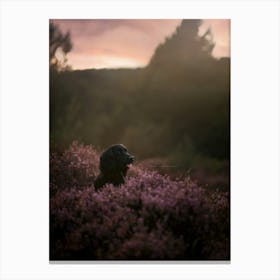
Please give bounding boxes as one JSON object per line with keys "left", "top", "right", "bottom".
{"left": 50, "top": 141, "right": 99, "bottom": 194}
{"left": 50, "top": 142, "right": 229, "bottom": 260}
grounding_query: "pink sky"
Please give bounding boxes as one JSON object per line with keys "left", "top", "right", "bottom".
{"left": 51, "top": 19, "right": 230, "bottom": 70}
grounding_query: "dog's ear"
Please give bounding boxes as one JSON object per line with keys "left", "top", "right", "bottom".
{"left": 100, "top": 148, "right": 117, "bottom": 173}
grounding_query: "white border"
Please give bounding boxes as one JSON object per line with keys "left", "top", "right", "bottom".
{"left": 0, "top": 0, "right": 279, "bottom": 279}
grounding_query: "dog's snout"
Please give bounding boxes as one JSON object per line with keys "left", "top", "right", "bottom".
{"left": 128, "top": 155, "right": 134, "bottom": 163}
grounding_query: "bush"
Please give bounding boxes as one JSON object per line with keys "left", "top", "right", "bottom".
{"left": 50, "top": 142, "right": 229, "bottom": 260}
{"left": 50, "top": 141, "right": 99, "bottom": 195}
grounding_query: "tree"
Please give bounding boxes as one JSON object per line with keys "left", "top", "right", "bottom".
{"left": 49, "top": 22, "right": 73, "bottom": 70}
{"left": 148, "top": 19, "right": 215, "bottom": 68}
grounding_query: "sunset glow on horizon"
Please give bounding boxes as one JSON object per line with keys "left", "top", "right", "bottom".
{"left": 51, "top": 19, "right": 230, "bottom": 70}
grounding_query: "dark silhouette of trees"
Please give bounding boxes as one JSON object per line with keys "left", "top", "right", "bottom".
{"left": 49, "top": 22, "right": 73, "bottom": 70}
{"left": 149, "top": 19, "right": 215, "bottom": 68}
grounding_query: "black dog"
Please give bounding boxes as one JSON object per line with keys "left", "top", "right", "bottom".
{"left": 94, "top": 144, "right": 134, "bottom": 190}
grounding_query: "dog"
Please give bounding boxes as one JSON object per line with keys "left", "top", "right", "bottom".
{"left": 94, "top": 144, "right": 134, "bottom": 190}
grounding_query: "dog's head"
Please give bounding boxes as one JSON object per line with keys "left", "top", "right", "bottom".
{"left": 99, "top": 144, "right": 134, "bottom": 176}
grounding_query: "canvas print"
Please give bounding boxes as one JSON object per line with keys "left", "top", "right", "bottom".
{"left": 50, "top": 19, "right": 230, "bottom": 261}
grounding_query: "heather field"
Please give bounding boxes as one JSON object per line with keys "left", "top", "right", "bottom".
{"left": 50, "top": 142, "right": 230, "bottom": 260}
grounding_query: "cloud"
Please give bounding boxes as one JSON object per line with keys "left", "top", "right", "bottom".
{"left": 52, "top": 19, "right": 181, "bottom": 42}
